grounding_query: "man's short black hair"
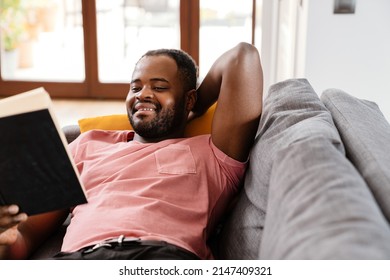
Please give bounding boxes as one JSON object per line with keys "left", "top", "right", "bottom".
{"left": 141, "top": 48, "right": 198, "bottom": 93}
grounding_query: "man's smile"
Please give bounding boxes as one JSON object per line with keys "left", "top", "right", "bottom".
{"left": 132, "top": 102, "right": 159, "bottom": 118}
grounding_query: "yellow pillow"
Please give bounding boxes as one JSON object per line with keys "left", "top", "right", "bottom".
{"left": 78, "top": 103, "right": 216, "bottom": 137}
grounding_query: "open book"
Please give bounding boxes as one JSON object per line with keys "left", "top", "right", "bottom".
{"left": 0, "top": 88, "right": 87, "bottom": 216}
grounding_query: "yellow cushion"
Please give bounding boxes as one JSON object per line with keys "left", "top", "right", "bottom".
{"left": 79, "top": 114, "right": 132, "bottom": 133}
{"left": 78, "top": 103, "right": 216, "bottom": 137}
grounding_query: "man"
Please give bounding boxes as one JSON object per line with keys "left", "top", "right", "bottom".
{"left": 0, "top": 42, "right": 263, "bottom": 259}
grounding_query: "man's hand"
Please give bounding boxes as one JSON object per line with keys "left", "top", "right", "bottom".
{"left": 0, "top": 205, "right": 27, "bottom": 246}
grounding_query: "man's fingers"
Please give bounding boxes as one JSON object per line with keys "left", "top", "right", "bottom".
{"left": 0, "top": 205, "right": 27, "bottom": 232}
{"left": 7, "top": 205, "right": 20, "bottom": 215}
{"left": 0, "top": 213, "right": 28, "bottom": 225}
{"left": 0, "top": 205, "right": 19, "bottom": 215}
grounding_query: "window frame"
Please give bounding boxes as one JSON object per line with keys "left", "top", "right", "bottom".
{"left": 0, "top": 0, "right": 258, "bottom": 99}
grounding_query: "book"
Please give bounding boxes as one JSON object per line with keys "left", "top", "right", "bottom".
{"left": 0, "top": 88, "right": 87, "bottom": 216}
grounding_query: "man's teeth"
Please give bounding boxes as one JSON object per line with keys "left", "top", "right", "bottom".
{"left": 139, "top": 108, "right": 154, "bottom": 111}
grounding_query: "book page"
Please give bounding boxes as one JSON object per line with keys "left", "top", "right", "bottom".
{"left": 0, "top": 87, "right": 51, "bottom": 118}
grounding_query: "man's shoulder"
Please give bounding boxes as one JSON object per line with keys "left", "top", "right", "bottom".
{"left": 76, "top": 129, "right": 133, "bottom": 144}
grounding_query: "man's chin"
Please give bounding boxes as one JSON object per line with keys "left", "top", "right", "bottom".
{"left": 131, "top": 122, "right": 158, "bottom": 138}
{"left": 132, "top": 123, "right": 172, "bottom": 139}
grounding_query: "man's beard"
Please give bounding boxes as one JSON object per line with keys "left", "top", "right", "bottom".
{"left": 129, "top": 99, "right": 186, "bottom": 139}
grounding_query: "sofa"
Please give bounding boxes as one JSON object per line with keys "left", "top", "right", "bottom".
{"left": 31, "top": 79, "right": 390, "bottom": 259}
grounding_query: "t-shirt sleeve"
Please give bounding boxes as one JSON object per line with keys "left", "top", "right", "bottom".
{"left": 209, "top": 137, "right": 248, "bottom": 190}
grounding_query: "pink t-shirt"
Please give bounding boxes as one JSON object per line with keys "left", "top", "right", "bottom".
{"left": 62, "top": 130, "right": 246, "bottom": 259}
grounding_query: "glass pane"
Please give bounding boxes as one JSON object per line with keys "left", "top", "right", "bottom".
{"left": 0, "top": 0, "right": 85, "bottom": 81}
{"left": 199, "top": 0, "right": 253, "bottom": 78}
{"left": 96, "top": 0, "right": 180, "bottom": 83}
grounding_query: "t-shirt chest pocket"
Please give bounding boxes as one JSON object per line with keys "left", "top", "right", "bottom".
{"left": 154, "top": 144, "right": 197, "bottom": 174}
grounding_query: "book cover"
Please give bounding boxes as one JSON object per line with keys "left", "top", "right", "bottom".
{"left": 0, "top": 88, "right": 87, "bottom": 216}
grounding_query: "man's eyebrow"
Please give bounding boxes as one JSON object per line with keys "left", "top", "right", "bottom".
{"left": 130, "top": 78, "right": 170, "bottom": 84}
{"left": 150, "top": 78, "right": 170, "bottom": 83}
{"left": 130, "top": 78, "right": 140, "bottom": 84}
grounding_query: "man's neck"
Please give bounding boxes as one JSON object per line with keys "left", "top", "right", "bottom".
{"left": 133, "top": 131, "right": 185, "bottom": 143}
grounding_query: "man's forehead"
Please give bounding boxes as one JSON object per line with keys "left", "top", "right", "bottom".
{"left": 134, "top": 55, "right": 178, "bottom": 75}
{"left": 130, "top": 55, "right": 181, "bottom": 87}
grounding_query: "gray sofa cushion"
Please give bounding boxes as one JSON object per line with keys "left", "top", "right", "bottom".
{"left": 261, "top": 133, "right": 390, "bottom": 259}
{"left": 218, "top": 79, "right": 390, "bottom": 259}
{"left": 218, "top": 79, "right": 343, "bottom": 259}
{"left": 321, "top": 89, "right": 390, "bottom": 223}
{"left": 62, "top": 125, "right": 81, "bottom": 144}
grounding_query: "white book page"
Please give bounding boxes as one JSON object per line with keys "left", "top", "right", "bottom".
{"left": 0, "top": 87, "right": 51, "bottom": 118}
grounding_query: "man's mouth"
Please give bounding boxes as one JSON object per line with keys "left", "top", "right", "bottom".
{"left": 137, "top": 108, "right": 155, "bottom": 112}
{"left": 133, "top": 103, "right": 158, "bottom": 116}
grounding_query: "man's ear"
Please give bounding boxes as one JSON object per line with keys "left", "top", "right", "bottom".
{"left": 186, "top": 89, "right": 197, "bottom": 112}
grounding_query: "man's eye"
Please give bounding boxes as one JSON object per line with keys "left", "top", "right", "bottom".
{"left": 131, "top": 87, "right": 141, "bottom": 92}
{"left": 154, "top": 87, "right": 167, "bottom": 91}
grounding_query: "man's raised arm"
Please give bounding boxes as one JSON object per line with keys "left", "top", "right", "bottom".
{"left": 194, "top": 42, "right": 263, "bottom": 162}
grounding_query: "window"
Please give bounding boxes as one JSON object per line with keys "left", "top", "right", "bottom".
{"left": 0, "top": 0, "right": 85, "bottom": 82}
{"left": 199, "top": 0, "right": 254, "bottom": 77}
{"left": 96, "top": 0, "right": 180, "bottom": 83}
{"left": 0, "top": 0, "right": 262, "bottom": 99}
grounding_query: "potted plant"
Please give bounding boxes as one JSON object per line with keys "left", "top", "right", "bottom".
{"left": 0, "top": 0, "right": 27, "bottom": 77}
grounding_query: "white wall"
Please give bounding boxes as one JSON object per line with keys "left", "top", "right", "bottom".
{"left": 304, "top": 0, "right": 390, "bottom": 120}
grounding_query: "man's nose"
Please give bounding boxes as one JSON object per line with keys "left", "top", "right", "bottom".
{"left": 136, "top": 86, "right": 153, "bottom": 100}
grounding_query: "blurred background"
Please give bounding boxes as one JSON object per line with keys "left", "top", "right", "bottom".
{"left": 1, "top": 0, "right": 389, "bottom": 124}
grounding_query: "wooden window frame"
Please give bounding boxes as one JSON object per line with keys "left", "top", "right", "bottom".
{"left": 0, "top": 0, "right": 258, "bottom": 99}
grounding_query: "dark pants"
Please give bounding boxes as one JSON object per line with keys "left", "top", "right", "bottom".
{"left": 51, "top": 241, "right": 200, "bottom": 260}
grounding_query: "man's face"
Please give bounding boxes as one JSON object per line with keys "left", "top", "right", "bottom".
{"left": 126, "top": 55, "right": 187, "bottom": 140}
